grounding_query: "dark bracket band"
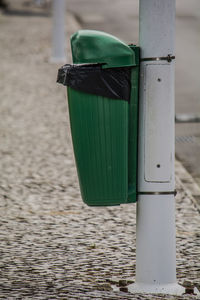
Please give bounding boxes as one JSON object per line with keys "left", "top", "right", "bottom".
{"left": 140, "top": 54, "right": 175, "bottom": 63}
{"left": 138, "top": 190, "right": 177, "bottom": 196}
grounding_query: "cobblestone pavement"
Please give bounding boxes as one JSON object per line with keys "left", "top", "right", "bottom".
{"left": 0, "top": 1, "right": 200, "bottom": 299}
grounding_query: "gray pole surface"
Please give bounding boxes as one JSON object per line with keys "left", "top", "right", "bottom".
{"left": 128, "top": 0, "right": 185, "bottom": 295}
{"left": 51, "top": 0, "right": 66, "bottom": 62}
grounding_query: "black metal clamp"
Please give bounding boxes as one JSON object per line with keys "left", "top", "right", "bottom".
{"left": 138, "top": 190, "right": 177, "bottom": 196}
{"left": 140, "top": 54, "right": 175, "bottom": 63}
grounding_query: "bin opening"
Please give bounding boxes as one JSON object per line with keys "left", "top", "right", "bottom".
{"left": 57, "top": 63, "right": 132, "bottom": 102}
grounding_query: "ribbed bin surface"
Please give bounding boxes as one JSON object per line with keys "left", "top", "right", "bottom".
{"left": 67, "top": 88, "right": 128, "bottom": 206}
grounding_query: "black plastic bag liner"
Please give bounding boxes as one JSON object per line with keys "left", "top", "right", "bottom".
{"left": 57, "top": 64, "right": 131, "bottom": 102}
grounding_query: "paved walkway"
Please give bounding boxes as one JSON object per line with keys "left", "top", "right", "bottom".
{"left": 0, "top": 1, "right": 199, "bottom": 299}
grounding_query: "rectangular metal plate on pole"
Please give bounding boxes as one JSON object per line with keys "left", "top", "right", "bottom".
{"left": 128, "top": 0, "right": 185, "bottom": 295}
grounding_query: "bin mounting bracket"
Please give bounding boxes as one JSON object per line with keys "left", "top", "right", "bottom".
{"left": 140, "top": 54, "right": 175, "bottom": 63}
{"left": 138, "top": 190, "right": 177, "bottom": 196}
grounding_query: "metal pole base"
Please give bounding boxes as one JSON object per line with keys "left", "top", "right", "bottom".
{"left": 128, "top": 282, "right": 185, "bottom": 296}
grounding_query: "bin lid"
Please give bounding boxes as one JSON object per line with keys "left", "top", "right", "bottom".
{"left": 71, "top": 30, "right": 136, "bottom": 69}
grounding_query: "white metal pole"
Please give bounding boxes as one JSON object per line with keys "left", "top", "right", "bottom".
{"left": 128, "top": 0, "right": 185, "bottom": 295}
{"left": 51, "top": 0, "right": 66, "bottom": 62}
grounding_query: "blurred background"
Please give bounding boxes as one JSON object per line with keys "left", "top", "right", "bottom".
{"left": 66, "top": 0, "right": 200, "bottom": 187}
{"left": 1, "top": 0, "right": 200, "bottom": 186}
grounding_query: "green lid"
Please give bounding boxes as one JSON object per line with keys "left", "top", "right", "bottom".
{"left": 71, "top": 30, "right": 136, "bottom": 69}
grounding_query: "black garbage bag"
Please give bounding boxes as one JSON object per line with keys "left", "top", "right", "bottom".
{"left": 57, "top": 64, "right": 131, "bottom": 102}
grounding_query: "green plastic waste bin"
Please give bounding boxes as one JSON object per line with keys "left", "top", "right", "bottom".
{"left": 57, "top": 30, "right": 139, "bottom": 206}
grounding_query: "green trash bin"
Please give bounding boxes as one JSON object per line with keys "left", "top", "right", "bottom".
{"left": 57, "top": 30, "right": 139, "bottom": 206}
